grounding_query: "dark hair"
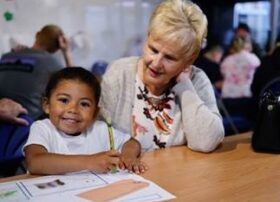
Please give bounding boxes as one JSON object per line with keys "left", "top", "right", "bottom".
{"left": 236, "top": 23, "right": 251, "bottom": 33}
{"left": 203, "top": 39, "right": 224, "bottom": 53}
{"left": 45, "top": 67, "right": 101, "bottom": 105}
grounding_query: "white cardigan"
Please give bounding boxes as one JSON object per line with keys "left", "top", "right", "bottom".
{"left": 99, "top": 57, "right": 224, "bottom": 152}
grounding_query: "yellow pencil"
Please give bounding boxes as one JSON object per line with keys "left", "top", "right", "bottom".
{"left": 106, "top": 118, "right": 118, "bottom": 173}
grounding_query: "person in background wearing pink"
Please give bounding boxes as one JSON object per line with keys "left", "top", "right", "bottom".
{"left": 221, "top": 36, "right": 260, "bottom": 98}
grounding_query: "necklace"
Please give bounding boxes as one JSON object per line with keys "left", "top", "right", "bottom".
{"left": 137, "top": 86, "right": 174, "bottom": 112}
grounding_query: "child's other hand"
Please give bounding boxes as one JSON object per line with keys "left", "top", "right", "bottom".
{"left": 88, "top": 150, "right": 120, "bottom": 173}
{"left": 119, "top": 156, "right": 148, "bottom": 174}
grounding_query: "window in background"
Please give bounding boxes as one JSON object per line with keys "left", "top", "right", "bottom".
{"left": 85, "top": 0, "right": 155, "bottom": 64}
{"left": 234, "top": 1, "right": 270, "bottom": 50}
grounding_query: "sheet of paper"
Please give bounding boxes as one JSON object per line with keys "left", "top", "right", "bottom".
{"left": 78, "top": 179, "right": 149, "bottom": 201}
{"left": 18, "top": 171, "right": 106, "bottom": 197}
{"left": 0, "top": 182, "right": 29, "bottom": 202}
{"left": 0, "top": 170, "right": 175, "bottom": 202}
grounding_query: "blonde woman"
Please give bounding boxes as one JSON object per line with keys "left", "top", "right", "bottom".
{"left": 221, "top": 36, "right": 260, "bottom": 98}
{"left": 99, "top": 0, "right": 224, "bottom": 153}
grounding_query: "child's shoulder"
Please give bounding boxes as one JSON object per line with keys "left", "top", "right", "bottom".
{"left": 90, "top": 120, "right": 107, "bottom": 131}
{"left": 31, "top": 118, "right": 55, "bottom": 130}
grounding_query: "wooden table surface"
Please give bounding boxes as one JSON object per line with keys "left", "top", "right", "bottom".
{"left": 141, "top": 132, "right": 280, "bottom": 202}
{"left": 1, "top": 132, "right": 280, "bottom": 201}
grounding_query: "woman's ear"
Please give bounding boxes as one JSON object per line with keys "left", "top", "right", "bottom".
{"left": 42, "top": 97, "right": 50, "bottom": 114}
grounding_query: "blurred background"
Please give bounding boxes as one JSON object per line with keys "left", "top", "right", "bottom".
{"left": 0, "top": 0, "right": 278, "bottom": 69}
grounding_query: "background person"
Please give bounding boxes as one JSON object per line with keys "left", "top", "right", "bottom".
{"left": 231, "top": 23, "right": 264, "bottom": 59}
{"left": 0, "top": 24, "right": 72, "bottom": 120}
{"left": 251, "top": 33, "right": 280, "bottom": 99}
{"left": 194, "top": 41, "right": 224, "bottom": 90}
{"left": 221, "top": 36, "right": 260, "bottom": 98}
{"left": 0, "top": 98, "right": 29, "bottom": 125}
{"left": 99, "top": 0, "right": 224, "bottom": 153}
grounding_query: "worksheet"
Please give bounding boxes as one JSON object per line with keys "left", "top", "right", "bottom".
{"left": 0, "top": 170, "right": 175, "bottom": 202}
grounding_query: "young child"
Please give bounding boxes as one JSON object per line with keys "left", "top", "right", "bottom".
{"left": 24, "top": 67, "right": 147, "bottom": 175}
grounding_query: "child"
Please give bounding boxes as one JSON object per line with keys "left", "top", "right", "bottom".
{"left": 24, "top": 67, "right": 147, "bottom": 175}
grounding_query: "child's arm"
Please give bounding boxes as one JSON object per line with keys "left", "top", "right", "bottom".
{"left": 25, "top": 144, "right": 120, "bottom": 175}
{"left": 120, "top": 138, "right": 148, "bottom": 174}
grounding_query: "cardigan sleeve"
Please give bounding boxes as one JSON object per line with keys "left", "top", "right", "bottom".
{"left": 173, "top": 67, "right": 224, "bottom": 152}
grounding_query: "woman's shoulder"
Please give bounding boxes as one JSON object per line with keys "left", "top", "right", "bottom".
{"left": 191, "top": 65, "right": 210, "bottom": 81}
{"left": 191, "top": 65, "right": 212, "bottom": 89}
{"left": 109, "top": 56, "right": 139, "bottom": 69}
{"left": 104, "top": 56, "right": 139, "bottom": 77}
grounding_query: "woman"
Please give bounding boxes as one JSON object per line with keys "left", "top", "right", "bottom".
{"left": 221, "top": 36, "right": 260, "bottom": 98}
{"left": 99, "top": 0, "right": 224, "bottom": 153}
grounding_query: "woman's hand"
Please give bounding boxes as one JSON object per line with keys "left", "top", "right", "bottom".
{"left": 176, "top": 66, "right": 192, "bottom": 83}
{"left": 119, "top": 155, "right": 148, "bottom": 174}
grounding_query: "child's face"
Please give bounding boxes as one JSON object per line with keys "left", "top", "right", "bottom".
{"left": 43, "top": 79, "right": 97, "bottom": 135}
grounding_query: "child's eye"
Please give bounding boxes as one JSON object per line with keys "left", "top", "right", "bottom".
{"left": 58, "top": 98, "right": 69, "bottom": 104}
{"left": 80, "top": 101, "right": 91, "bottom": 108}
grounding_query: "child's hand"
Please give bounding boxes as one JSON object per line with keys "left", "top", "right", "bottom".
{"left": 88, "top": 150, "right": 120, "bottom": 173}
{"left": 119, "top": 156, "right": 148, "bottom": 174}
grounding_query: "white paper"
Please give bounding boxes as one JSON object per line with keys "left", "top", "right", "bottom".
{"left": 0, "top": 170, "right": 175, "bottom": 202}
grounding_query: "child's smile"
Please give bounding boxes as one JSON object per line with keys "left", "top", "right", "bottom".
{"left": 44, "top": 79, "right": 97, "bottom": 135}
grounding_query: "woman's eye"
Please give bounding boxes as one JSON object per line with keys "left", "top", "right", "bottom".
{"left": 150, "top": 46, "right": 158, "bottom": 54}
{"left": 165, "top": 55, "right": 176, "bottom": 62}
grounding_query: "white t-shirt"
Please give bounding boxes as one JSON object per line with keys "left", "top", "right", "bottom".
{"left": 23, "top": 119, "right": 130, "bottom": 155}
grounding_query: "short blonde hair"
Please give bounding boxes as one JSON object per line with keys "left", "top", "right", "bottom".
{"left": 148, "top": 0, "right": 208, "bottom": 64}
{"left": 229, "top": 36, "right": 252, "bottom": 54}
{"left": 36, "top": 24, "right": 63, "bottom": 53}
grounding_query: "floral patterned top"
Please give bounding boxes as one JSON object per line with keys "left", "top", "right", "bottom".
{"left": 132, "top": 74, "right": 176, "bottom": 152}
{"left": 221, "top": 50, "right": 260, "bottom": 98}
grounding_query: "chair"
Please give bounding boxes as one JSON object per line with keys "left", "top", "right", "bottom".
{"left": 0, "top": 114, "right": 33, "bottom": 177}
{"left": 214, "top": 87, "right": 253, "bottom": 135}
{"left": 91, "top": 60, "right": 108, "bottom": 76}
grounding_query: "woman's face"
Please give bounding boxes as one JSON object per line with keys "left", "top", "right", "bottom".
{"left": 142, "top": 34, "right": 189, "bottom": 95}
{"left": 43, "top": 80, "right": 97, "bottom": 135}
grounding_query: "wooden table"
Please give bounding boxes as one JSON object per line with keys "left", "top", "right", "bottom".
{"left": 1, "top": 132, "right": 280, "bottom": 201}
{"left": 141, "top": 132, "right": 280, "bottom": 201}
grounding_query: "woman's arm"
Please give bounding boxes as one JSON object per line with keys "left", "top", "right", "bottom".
{"left": 174, "top": 68, "right": 224, "bottom": 152}
{"left": 120, "top": 138, "right": 148, "bottom": 174}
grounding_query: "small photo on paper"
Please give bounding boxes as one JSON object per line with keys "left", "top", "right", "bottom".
{"left": 35, "top": 179, "right": 65, "bottom": 189}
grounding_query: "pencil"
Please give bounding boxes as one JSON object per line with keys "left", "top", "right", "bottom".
{"left": 106, "top": 118, "right": 118, "bottom": 173}
{"left": 107, "top": 118, "right": 115, "bottom": 150}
